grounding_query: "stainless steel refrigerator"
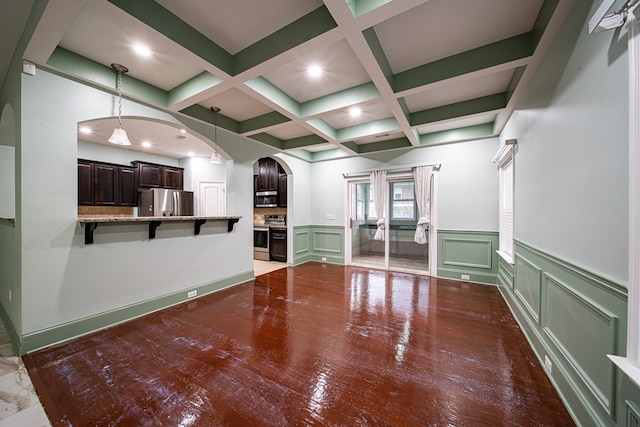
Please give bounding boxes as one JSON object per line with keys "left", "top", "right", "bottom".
{"left": 138, "top": 189, "right": 194, "bottom": 217}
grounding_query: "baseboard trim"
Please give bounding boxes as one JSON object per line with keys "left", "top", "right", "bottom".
{"left": 20, "top": 270, "right": 254, "bottom": 354}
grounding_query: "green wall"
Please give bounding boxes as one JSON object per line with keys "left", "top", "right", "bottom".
{"left": 293, "top": 225, "right": 345, "bottom": 265}
{"left": 437, "top": 230, "right": 498, "bottom": 284}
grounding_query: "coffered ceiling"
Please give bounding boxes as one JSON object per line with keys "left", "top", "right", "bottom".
{"left": 19, "top": 0, "right": 575, "bottom": 161}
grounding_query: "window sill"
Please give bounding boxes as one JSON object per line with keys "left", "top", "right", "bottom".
{"left": 608, "top": 355, "right": 640, "bottom": 390}
{"left": 496, "top": 250, "right": 514, "bottom": 266}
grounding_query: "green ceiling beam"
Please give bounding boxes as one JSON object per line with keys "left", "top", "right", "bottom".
{"left": 341, "top": 141, "right": 361, "bottom": 154}
{"left": 362, "top": 28, "right": 394, "bottom": 87}
{"left": 249, "top": 133, "right": 284, "bottom": 150}
{"left": 505, "top": 66, "right": 527, "bottom": 104}
{"left": 282, "top": 134, "right": 327, "bottom": 150}
{"left": 47, "top": 47, "right": 169, "bottom": 107}
{"left": 533, "top": 0, "right": 560, "bottom": 46}
{"left": 285, "top": 148, "right": 314, "bottom": 162}
{"left": 108, "top": 0, "right": 233, "bottom": 75}
{"left": 239, "top": 111, "right": 290, "bottom": 134}
{"left": 168, "top": 72, "right": 222, "bottom": 107}
{"left": 301, "top": 82, "right": 380, "bottom": 118}
{"left": 245, "top": 77, "right": 301, "bottom": 117}
{"left": 356, "top": 137, "right": 412, "bottom": 154}
{"left": 394, "top": 32, "right": 535, "bottom": 94}
{"left": 306, "top": 118, "right": 337, "bottom": 140}
{"left": 337, "top": 117, "right": 399, "bottom": 140}
{"left": 419, "top": 123, "right": 495, "bottom": 147}
{"left": 179, "top": 104, "right": 240, "bottom": 134}
{"left": 410, "top": 93, "right": 506, "bottom": 126}
{"left": 234, "top": 6, "right": 337, "bottom": 75}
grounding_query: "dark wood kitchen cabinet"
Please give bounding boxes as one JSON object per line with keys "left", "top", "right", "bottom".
{"left": 77, "top": 160, "right": 94, "bottom": 206}
{"left": 93, "top": 163, "right": 118, "bottom": 205}
{"left": 278, "top": 165, "right": 287, "bottom": 208}
{"left": 163, "top": 167, "right": 183, "bottom": 189}
{"left": 78, "top": 160, "right": 138, "bottom": 206}
{"left": 269, "top": 228, "right": 287, "bottom": 262}
{"left": 118, "top": 166, "right": 138, "bottom": 206}
{"left": 256, "top": 158, "right": 278, "bottom": 192}
{"left": 133, "top": 161, "right": 183, "bottom": 189}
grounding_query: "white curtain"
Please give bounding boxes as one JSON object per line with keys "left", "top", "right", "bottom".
{"left": 370, "top": 170, "right": 387, "bottom": 241}
{"left": 413, "top": 165, "right": 433, "bottom": 244}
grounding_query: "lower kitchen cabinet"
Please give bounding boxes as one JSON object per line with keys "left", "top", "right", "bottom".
{"left": 269, "top": 228, "right": 287, "bottom": 262}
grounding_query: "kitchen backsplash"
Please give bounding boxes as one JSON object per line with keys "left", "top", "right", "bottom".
{"left": 254, "top": 207, "right": 287, "bottom": 224}
{"left": 78, "top": 206, "right": 135, "bottom": 217}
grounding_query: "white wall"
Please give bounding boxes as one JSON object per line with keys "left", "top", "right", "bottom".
{"left": 20, "top": 69, "right": 256, "bottom": 334}
{"left": 310, "top": 138, "right": 499, "bottom": 231}
{"left": 501, "top": 0, "right": 628, "bottom": 282}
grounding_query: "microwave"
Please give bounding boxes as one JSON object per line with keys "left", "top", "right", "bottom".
{"left": 255, "top": 190, "right": 278, "bottom": 207}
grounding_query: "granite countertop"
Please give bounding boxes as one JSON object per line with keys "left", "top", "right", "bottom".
{"left": 78, "top": 215, "right": 241, "bottom": 223}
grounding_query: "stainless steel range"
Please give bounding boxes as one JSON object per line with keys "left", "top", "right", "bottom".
{"left": 253, "top": 214, "right": 286, "bottom": 261}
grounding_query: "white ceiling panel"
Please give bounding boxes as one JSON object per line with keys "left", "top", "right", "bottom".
{"left": 200, "top": 88, "right": 275, "bottom": 122}
{"left": 157, "top": 0, "right": 323, "bottom": 55}
{"left": 58, "top": 4, "right": 204, "bottom": 91}
{"left": 374, "top": 0, "right": 545, "bottom": 74}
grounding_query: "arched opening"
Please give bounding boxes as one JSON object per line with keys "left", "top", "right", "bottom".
{"left": 253, "top": 156, "right": 291, "bottom": 274}
{"left": 76, "top": 116, "right": 229, "bottom": 218}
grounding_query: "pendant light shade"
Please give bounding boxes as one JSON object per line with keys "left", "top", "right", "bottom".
{"left": 209, "top": 106, "right": 224, "bottom": 164}
{"left": 108, "top": 127, "right": 131, "bottom": 145}
{"left": 109, "top": 63, "right": 131, "bottom": 146}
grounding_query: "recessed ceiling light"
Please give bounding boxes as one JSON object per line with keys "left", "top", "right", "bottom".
{"left": 180, "top": 129, "right": 187, "bottom": 134}
{"left": 141, "top": 141, "right": 151, "bottom": 148}
{"left": 349, "top": 107, "right": 362, "bottom": 118}
{"left": 307, "top": 64, "right": 323, "bottom": 78}
{"left": 133, "top": 44, "right": 152, "bottom": 57}
{"left": 187, "top": 151, "right": 195, "bottom": 157}
{"left": 79, "top": 126, "right": 92, "bottom": 134}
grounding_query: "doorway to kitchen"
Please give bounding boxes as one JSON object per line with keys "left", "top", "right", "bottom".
{"left": 346, "top": 172, "right": 436, "bottom": 276}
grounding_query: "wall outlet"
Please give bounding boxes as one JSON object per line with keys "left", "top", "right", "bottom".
{"left": 187, "top": 290, "right": 197, "bottom": 298}
{"left": 544, "top": 355, "right": 553, "bottom": 373}
{"left": 326, "top": 213, "right": 335, "bottom": 220}
{"left": 461, "top": 274, "right": 470, "bottom": 280}
{"left": 322, "top": 257, "right": 327, "bottom": 262}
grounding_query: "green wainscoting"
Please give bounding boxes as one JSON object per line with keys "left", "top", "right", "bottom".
{"left": 292, "top": 225, "right": 345, "bottom": 265}
{"left": 19, "top": 270, "right": 254, "bottom": 354}
{"left": 499, "top": 240, "right": 628, "bottom": 427}
{"left": 436, "top": 230, "right": 499, "bottom": 284}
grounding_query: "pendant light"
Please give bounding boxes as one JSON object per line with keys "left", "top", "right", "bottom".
{"left": 209, "top": 106, "right": 224, "bottom": 164}
{"left": 108, "top": 63, "right": 132, "bottom": 146}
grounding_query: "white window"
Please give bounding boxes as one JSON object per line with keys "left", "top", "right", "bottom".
{"left": 494, "top": 142, "right": 515, "bottom": 264}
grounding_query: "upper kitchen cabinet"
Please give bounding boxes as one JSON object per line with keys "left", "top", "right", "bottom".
{"left": 278, "top": 164, "right": 287, "bottom": 208}
{"left": 132, "top": 161, "right": 183, "bottom": 190}
{"left": 78, "top": 160, "right": 138, "bottom": 206}
{"left": 78, "top": 160, "right": 94, "bottom": 206}
{"left": 256, "top": 158, "right": 278, "bottom": 192}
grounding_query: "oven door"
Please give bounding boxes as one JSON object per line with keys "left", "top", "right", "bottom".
{"left": 253, "top": 227, "right": 270, "bottom": 260}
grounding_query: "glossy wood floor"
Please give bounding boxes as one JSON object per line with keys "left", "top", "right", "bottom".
{"left": 24, "top": 263, "right": 575, "bottom": 426}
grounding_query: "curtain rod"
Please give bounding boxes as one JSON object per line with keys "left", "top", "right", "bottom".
{"left": 342, "top": 163, "right": 441, "bottom": 178}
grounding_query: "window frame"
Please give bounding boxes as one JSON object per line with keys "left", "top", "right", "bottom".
{"left": 494, "top": 143, "right": 515, "bottom": 265}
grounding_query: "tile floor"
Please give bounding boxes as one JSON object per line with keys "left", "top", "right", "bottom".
{"left": 0, "top": 260, "right": 284, "bottom": 427}
{"left": 0, "top": 323, "right": 50, "bottom": 426}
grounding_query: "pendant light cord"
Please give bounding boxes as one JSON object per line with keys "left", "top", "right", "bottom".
{"left": 116, "top": 71, "right": 123, "bottom": 129}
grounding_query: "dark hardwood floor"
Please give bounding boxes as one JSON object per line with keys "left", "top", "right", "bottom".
{"left": 24, "top": 262, "right": 575, "bottom": 426}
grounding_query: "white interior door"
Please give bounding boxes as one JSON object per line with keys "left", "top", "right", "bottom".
{"left": 199, "top": 181, "right": 226, "bottom": 216}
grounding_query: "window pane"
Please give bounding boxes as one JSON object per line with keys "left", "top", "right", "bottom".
{"left": 391, "top": 181, "right": 416, "bottom": 220}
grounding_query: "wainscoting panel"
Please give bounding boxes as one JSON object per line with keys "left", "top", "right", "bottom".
{"left": 293, "top": 225, "right": 345, "bottom": 265}
{"left": 514, "top": 254, "right": 542, "bottom": 324}
{"left": 542, "top": 273, "right": 618, "bottom": 415}
{"left": 437, "top": 230, "right": 498, "bottom": 284}
{"left": 498, "top": 240, "right": 628, "bottom": 427}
